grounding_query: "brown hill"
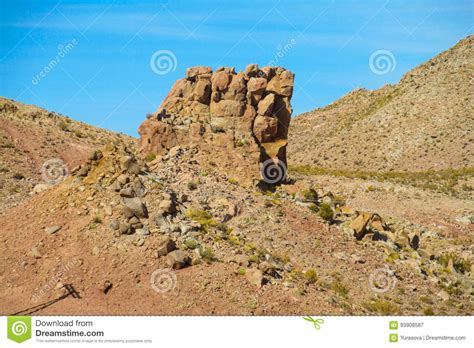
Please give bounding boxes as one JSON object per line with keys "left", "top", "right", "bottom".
{"left": 0, "top": 56, "right": 472, "bottom": 316}
{"left": 289, "top": 35, "right": 473, "bottom": 173}
{"left": 0, "top": 97, "right": 135, "bottom": 212}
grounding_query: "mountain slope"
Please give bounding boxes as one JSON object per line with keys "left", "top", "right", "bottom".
{"left": 289, "top": 35, "right": 473, "bottom": 172}
{"left": 0, "top": 97, "right": 135, "bottom": 212}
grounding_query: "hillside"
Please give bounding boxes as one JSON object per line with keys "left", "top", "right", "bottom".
{"left": 0, "top": 97, "right": 135, "bottom": 212}
{"left": 289, "top": 35, "right": 473, "bottom": 173}
{"left": 0, "top": 60, "right": 472, "bottom": 316}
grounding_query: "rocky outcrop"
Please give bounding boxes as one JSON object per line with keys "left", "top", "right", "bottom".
{"left": 138, "top": 64, "right": 294, "bottom": 185}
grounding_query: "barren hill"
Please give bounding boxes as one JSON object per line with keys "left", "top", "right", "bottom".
{"left": 289, "top": 35, "right": 473, "bottom": 173}
{"left": 0, "top": 97, "right": 135, "bottom": 212}
{"left": 0, "top": 61, "right": 472, "bottom": 317}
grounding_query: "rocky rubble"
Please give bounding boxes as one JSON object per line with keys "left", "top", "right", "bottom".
{"left": 138, "top": 64, "right": 294, "bottom": 185}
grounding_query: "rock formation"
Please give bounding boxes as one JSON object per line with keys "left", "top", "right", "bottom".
{"left": 138, "top": 64, "right": 294, "bottom": 185}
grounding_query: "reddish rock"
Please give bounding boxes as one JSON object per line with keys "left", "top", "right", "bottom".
{"left": 138, "top": 64, "right": 295, "bottom": 185}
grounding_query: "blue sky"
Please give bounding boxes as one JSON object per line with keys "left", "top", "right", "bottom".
{"left": 0, "top": 0, "right": 472, "bottom": 136}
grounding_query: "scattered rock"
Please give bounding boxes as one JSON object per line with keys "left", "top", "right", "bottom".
{"left": 100, "top": 280, "right": 113, "bottom": 294}
{"left": 245, "top": 268, "right": 263, "bottom": 288}
{"left": 122, "top": 197, "right": 148, "bottom": 218}
{"left": 32, "top": 183, "right": 49, "bottom": 194}
{"left": 45, "top": 225, "right": 61, "bottom": 235}
{"left": 156, "top": 238, "right": 176, "bottom": 257}
{"left": 437, "top": 290, "right": 450, "bottom": 301}
{"left": 166, "top": 250, "right": 190, "bottom": 269}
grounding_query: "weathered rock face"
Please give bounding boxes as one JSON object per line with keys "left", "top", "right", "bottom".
{"left": 138, "top": 64, "right": 294, "bottom": 184}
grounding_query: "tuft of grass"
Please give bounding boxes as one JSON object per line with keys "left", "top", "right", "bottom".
{"left": 304, "top": 269, "right": 318, "bottom": 284}
{"left": 228, "top": 178, "right": 239, "bottom": 185}
{"left": 57, "top": 120, "right": 69, "bottom": 131}
{"left": 74, "top": 130, "right": 85, "bottom": 138}
{"left": 185, "top": 208, "right": 216, "bottom": 231}
{"left": 12, "top": 172, "right": 25, "bottom": 180}
{"left": 290, "top": 165, "right": 474, "bottom": 198}
{"left": 301, "top": 187, "right": 318, "bottom": 202}
{"left": 363, "top": 299, "right": 399, "bottom": 314}
{"left": 187, "top": 181, "right": 198, "bottom": 190}
{"left": 423, "top": 307, "right": 435, "bottom": 316}
{"left": 92, "top": 216, "right": 102, "bottom": 224}
{"left": 235, "top": 139, "right": 245, "bottom": 147}
{"left": 238, "top": 268, "right": 246, "bottom": 275}
{"left": 184, "top": 239, "right": 198, "bottom": 250}
{"left": 0, "top": 165, "right": 9, "bottom": 173}
{"left": 331, "top": 281, "right": 349, "bottom": 298}
{"left": 200, "top": 247, "right": 215, "bottom": 263}
{"left": 145, "top": 152, "right": 156, "bottom": 162}
{"left": 319, "top": 203, "right": 334, "bottom": 222}
{"left": 437, "top": 253, "right": 471, "bottom": 274}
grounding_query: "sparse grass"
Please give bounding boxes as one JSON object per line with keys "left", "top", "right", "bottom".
{"left": 0, "top": 165, "right": 9, "bottom": 173}
{"left": 74, "top": 130, "right": 85, "bottom": 138}
{"left": 301, "top": 187, "right": 318, "bottom": 202}
{"left": 0, "top": 138, "right": 14, "bottom": 149}
{"left": 92, "top": 216, "right": 102, "bottom": 224}
{"left": 290, "top": 165, "right": 474, "bottom": 197}
{"left": 329, "top": 87, "right": 405, "bottom": 135}
{"left": 238, "top": 268, "right": 246, "bottom": 275}
{"left": 308, "top": 203, "right": 319, "bottom": 213}
{"left": 331, "top": 281, "right": 349, "bottom": 298}
{"left": 304, "top": 269, "right": 318, "bottom": 284}
{"left": 185, "top": 208, "right": 216, "bottom": 231}
{"left": 216, "top": 223, "right": 229, "bottom": 233}
{"left": 12, "top": 172, "right": 25, "bottom": 180}
{"left": 200, "top": 247, "right": 215, "bottom": 263}
{"left": 423, "top": 307, "right": 435, "bottom": 316}
{"left": 184, "top": 238, "right": 198, "bottom": 250}
{"left": 235, "top": 139, "right": 245, "bottom": 147}
{"left": 363, "top": 299, "right": 399, "bottom": 314}
{"left": 187, "top": 181, "right": 198, "bottom": 190}
{"left": 145, "top": 152, "right": 156, "bottom": 162}
{"left": 228, "top": 178, "right": 239, "bottom": 185}
{"left": 437, "top": 253, "right": 471, "bottom": 274}
{"left": 319, "top": 203, "right": 334, "bottom": 222}
{"left": 57, "top": 120, "right": 69, "bottom": 131}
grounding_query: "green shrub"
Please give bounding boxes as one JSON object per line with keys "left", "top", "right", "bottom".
{"left": 145, "top": 152, "right": 156, "bottom": 162}
{"left": 437, "top": 253, "right": 471, "bottom": 274}
{"left": 363, "top": 299, "right": 399, "bottom": 314}
{"left": 319, "top": 203, "right": 334, "bottom": 221}
{"left": 58, "top": 120, "right": 69, "bottom": 131}
{"left": 200, "top": 247, "right": 215, "bottom": 263}
{"left": 331, "top": 281, "right": 349, "bottom": 298}
{"left": 184, "top": 239, "right": 198, "bottom": 249}
{"left": 302, "top": 187, "right": 318, "bottom": 202}
{"left": 185, "top": 208, "right": 216, "bottom": 231}
{"left": 304, "top": 269, "right": 318, "bottom": 284}
{"left": 187, "top": 181, "right": 198, "bottom": 190}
